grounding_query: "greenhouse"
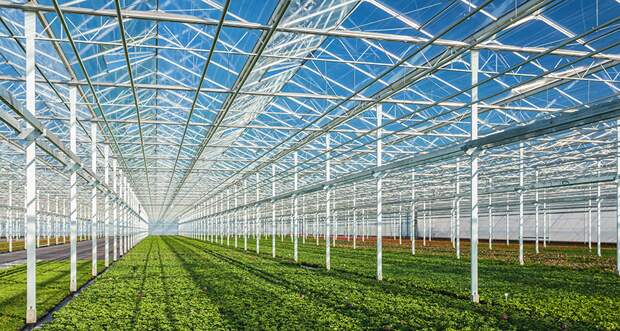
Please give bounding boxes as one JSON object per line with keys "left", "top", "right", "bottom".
{"left": 0, "top": 0, "right": 619, "bottom": 329}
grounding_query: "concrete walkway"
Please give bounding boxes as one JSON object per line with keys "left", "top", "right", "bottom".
{"left": 0, "top": 239, "right": 116, "bottom": 267}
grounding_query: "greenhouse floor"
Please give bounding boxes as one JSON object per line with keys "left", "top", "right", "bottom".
{"left": 0, "top": 240, "right": 114, "bottom": 329}
{"left": 26, "top": 235, "right": 620, "bottom": 330}
{"left": 0, "top": 239, "right": 110, "bottom": 267}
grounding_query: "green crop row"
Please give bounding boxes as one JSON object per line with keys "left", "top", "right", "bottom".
{"left": 40, "top": 236, "right": 620, "bottom": 330}
{"left": 42, "top": 238, "right": 227, "bottom": 330}
{"left": 0, "top": 259, "right": 99, "bottom": 330}
{"left": 242, "top": 235, "right": 620, "bottom": 329}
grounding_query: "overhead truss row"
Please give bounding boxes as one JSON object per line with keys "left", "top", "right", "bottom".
{"left": 0, "top": 0, "right": 618, "bottom": 221}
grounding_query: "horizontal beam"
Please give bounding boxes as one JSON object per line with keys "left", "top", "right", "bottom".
{"left": 185, "top": 97, "right": 620, "bottom": 221}
{"left": 2, "top": 1, "right": 619, "bottom": 61}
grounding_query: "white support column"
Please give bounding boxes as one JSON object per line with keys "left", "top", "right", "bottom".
{"left": 272, "top": 164, "right": 276, "bottom": 257}
{"left": 376, "top": 103, "right": 383, "bottom": 281}
{"left": 120, "top": 174, "right": 125, "bottom": 256}
{"left": 119, "top": 174, "right": 124, "bottom": 255}
{"left": 124, "top": 176, "right": 128, "bottom": 255}
{"left": 588, "top": 193, "right": 592, "bottom": 251}
{"left": 353, "top": 183, "right": 357, "bottom": 250}
{"left": 488, "top": 178, "right": 493, "bottom": 250}
{"left": 293, "top": 152, "right": 299, "bottom": 262}
{"left": 113, "top": 160, "right": 118, "bottom": 262}
{"left": 411, "top": 170, "right": 416, "bottom": 255}
{"left": 543, "top": 199, "right": 547, "bottom": 248}
{"left": 598, "top": 160, "right": 603, "bottom": 257}
{"left": 456, "top": 158, "right": 461, "bottom": 259}
{"left": 220, "top": 196, "right": 224, "bottom": 244}
{"left": 535, "top": 170, "right": 540, "bottom": 254}
{"left": 8, "top": 181, "right": 12, "bottom": 253}
{"left": 55, "top": 196, "right": 59, "bottom": 245}
{"left": 46, "top": 194, "right": 50, "bottom": 247}
{"left": 506, "top": 193, "right": 510, "bottom": 245}
{"left": 36, "top": 190, "right": 40, "bottom": 248}
{"left": 302, "top": 195, "right": 306, "bottom": 245}
{"left": 24, "top": 10, "right": 37, "bottom": 324}
{"left": 519, "top": 142, "right": 525, "bottom": 266}
{"left": 616, "top": 119, "right": 620, "bottom": 275}
{"left": 244, "top": 180, "right": 248, "bottom": 251}
{"left": 315, "top": 193, "right": 319, "bottom": 246}
{"left": 91, "top": 124, "right": 98, "bottom": 276}
{"left": 62, "top": 200, "right": 66, "bottom": 244}
{"left": 234, "top": 187, "right": 239, "bottom": 248}
{"left": 227, "top": 191, "right": 230, "bottom": 246}
{"left": 69, "top": 85, "right": 78, "bottom": 293}
{"left": 256, "top": 172, "right": 260, "bottom": 254}
{"left": 104, "top": 146, "right": 110, "bottom": 267}
{"left": 325, "top": 134, "right": 332, "bottom": 271}
{"left": 470, "top": 49, "right": 480, "bottom": 303}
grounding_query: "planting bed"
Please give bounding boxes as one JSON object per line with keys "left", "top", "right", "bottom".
{"left": 0, "top": 260, "right": 99, "bottom": 330}
{"left": 40, "top": 236, "right": 620, "bottom": 330}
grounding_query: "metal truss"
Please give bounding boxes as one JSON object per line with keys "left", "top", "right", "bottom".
{"left": 0, "top": 0, "right": 620, "bottom": 305}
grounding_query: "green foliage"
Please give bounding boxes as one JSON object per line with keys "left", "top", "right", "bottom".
{"left": 0, "top": 259, "right": 98, "bottom": 330}
{"left": 40, "top": 236, "right": 620, "bottom": 330}
{"left": 42, "top": 238, "right": 227, "bottom": 331}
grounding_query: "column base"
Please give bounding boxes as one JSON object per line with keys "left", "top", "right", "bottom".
{"left": 471, "top": 293, "right": 480, "bottom": 303}
{"left": 26, "top": 307, "right": 37, "bottom": 324}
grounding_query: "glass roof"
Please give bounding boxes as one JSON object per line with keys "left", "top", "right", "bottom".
{"left": 0, "top": 0, "right": 619, "bottom": 223}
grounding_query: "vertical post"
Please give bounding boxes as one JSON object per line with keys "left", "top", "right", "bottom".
{"left": 120, "top": 175, "right": 124, "bottom": 255}
{"left": 112, "top": 160, "right": 118, "bottom": 261}
{"left": 598, "top": 160, "right": 602, "bottom": 257}
{"left": 91, "top": 124, "right": 98, "bottom": 276}
{"left": 124, "top": 177, "right": 128, "bottom": 254}
{"left": 256, "top": 172, "right": 260, "bottom": 254}
{"left": 470, "top": 49, "right": 480, "bottom": 303}
{"left": 46, "top": 194, "right": 50, "bottom": 246}
{"left": 456, "top": 158, "right": 460, "bottom": 258}
{"left": 315, "top": 193, "right": 319, "bottom": 246}
{"left": 227, "top": 191, "right": 230, "bottom": 246}
{"left": 55, "top": 196, "right": 59, "bottom": 245}
{"left": 376, "top": 103, "right": 383, "bottom": 281}
{"left": 8, "top": 180, "right": 12, "bottom": 252}
{"left": 543, "top": 199, "right": 547, "bottom": 248}
{"left": 37, "top": 190, "right": 40, "bottom": 248}
{"left": 24, "top": 10, "right": 37, "bottom": 323}
{"left": 506, "top": 193, "right": 510, "bottom": 245}
{"left": 235, "top": 187, "right": 238, "bottom": 247}
{"left": 69, "top": 85, "right": 78, "bottom": 293}
{"left": 244, "top": 180, "right": 248, "bottom": 251}
{"left": 62, "top": 200, "right": 66, "bottom": 244}
{"left": 535, "top": 170, "right": 540, "bottom": 254}
{"left": 488, "top": 178, "right": 493, "bottom": 250}
{"left": 121, "top": 175, "right": 126, "bottom": 255}
{"left": 588, "top": 194, "right": 592, "bottom": 251}
{"left": 518, "top": 142, "right": 524, "bottom": 265}
{"left": 411, "top": 170, "right": 416, "bottom": 255}
{"left": 616, "top": 119, "right": 620, "bottom": 275}
{"left": 272, "top": 164, "right": 276, "bottom": 257}
{"left": 294, "top": 152, "right": 299, "bottom": 262}
{"left": 325, "top": 134, "right": 331, "bottom": 271}
{"left": 353, "top": 183, "right": 357, "bottom": 250}
{"left": 302, "top": 195, "right": 306, "bottom": 245}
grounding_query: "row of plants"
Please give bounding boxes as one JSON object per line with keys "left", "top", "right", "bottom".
{"left": 39, "top": 236, "right": 619, "bottom": 330}
{"left": 280, "top": 234, "right": 616, "bottom": 271}
{"left": 0, "top": 259, "right": 98, "bottom": 330}
{"left": 0, "top": 240, "right": 25, "bottom": 252}
{"left": 239, "top": 235, "right": 620, "bottom": 330}
{"left": 42, "top": 237, "right": 228, "bottom": 330}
